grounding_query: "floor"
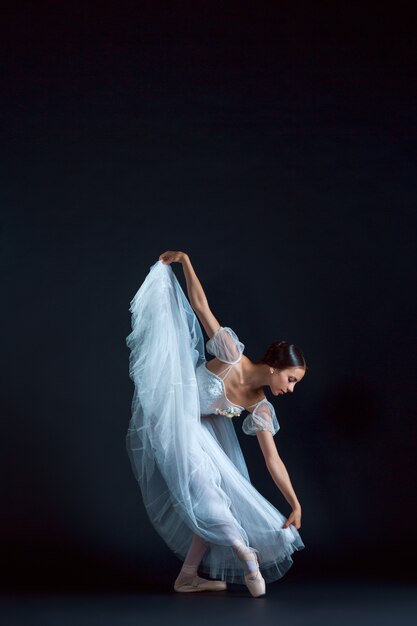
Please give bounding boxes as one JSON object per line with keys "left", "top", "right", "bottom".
{"left": 1, "top": 578, "right": 416, "bottom": 626}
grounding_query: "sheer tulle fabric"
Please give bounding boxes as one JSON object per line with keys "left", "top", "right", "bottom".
{"left": 126, "top": 259, "right": 305, "bottom": 584}
{"left": 206, "top": 326, "right": 245, "bottom": 364}
{"left": 242, "top": 400, "right": 280, "bottom": 436}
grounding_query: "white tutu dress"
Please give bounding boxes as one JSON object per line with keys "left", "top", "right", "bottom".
{"left": 126, "top": 259, "right": 305, "bottom": 585}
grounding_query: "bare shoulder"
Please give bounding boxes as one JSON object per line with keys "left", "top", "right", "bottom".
{"left": 239, "top": 355, "right": 267, "bottom": 410}
{"left": 245, "top": 395, "right": 268, "bottom": 413}
{"left": 204, "top": 356, "right": 224, "bottom": 375}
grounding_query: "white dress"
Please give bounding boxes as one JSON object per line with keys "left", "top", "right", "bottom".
{"left": 126, "top": 259, "right": 305, "bottom": 584}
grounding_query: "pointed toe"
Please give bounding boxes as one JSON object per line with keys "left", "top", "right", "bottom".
{"left": 244, "top": 570, "right": 266, "bottom": 597}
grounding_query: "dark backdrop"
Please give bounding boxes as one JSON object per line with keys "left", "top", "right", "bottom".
{"left": 1, "top": 1, "right": 416, "bottom": 592}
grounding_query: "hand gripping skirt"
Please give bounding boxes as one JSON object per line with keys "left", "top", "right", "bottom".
{"left": 126, "top": 259, "right": 305, "bottom": 585}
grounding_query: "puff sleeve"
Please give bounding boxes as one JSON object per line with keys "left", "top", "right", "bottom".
{"left": 205, "top": 326, "right": 245, "bottom": 365}
{"left": 242, "top": 399, "right": 280, "bottom": 436}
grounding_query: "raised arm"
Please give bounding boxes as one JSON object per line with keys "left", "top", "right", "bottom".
{"left": 159, "top": 250, "right": 221, "bottom": 338}
{"left": 256, "top": 428, "right": 302, "bottom": 530}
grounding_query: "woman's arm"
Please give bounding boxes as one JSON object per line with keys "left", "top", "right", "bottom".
{"left": 256, "top": 430, "right": 302, "bottom": 529}
{"left": 159, "top": 250, "right": 221, "bottom": 338}
{"left": 180, "top": 254, "right": 210, "bottom": 311}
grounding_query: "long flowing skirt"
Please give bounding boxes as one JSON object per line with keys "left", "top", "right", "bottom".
{"left": 126, "top": 259, "right": 305, "bottom": 584}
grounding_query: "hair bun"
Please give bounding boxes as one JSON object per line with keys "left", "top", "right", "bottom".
{"left": 258, "top": 339, "right": 306, "bottom": 371}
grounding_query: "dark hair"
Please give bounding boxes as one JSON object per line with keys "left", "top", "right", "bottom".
{"left": 258, "top": 340, "right": 307, "bottom": 372}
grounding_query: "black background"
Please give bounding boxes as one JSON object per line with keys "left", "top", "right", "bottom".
{"left": 1, "top": 1, "right": 416, "bottom": 592}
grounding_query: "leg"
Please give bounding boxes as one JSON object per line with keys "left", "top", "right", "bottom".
{"left": 174, "top": 533, "right": 265, "bottom": 597}
{"left": 174, "top": 534, "right": 209, "bottom": 588}
{"left": 183, "top": 533, "right": 209, "bottom": 568}
{"left": 174, "top": 534, "right": 227, "bottom": 592}
{"left": 231, "top": 540, "right": 259, "bottom": 576}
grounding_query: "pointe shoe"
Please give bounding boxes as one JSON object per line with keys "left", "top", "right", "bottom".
{"left": 174, "top": 565, "right": 227, "bottom": 593}
{"left": 234, "top": 543, "right": 266, "bottom": 598}
{"left": 244, "top": 567, "right": 266, "bottom": 598}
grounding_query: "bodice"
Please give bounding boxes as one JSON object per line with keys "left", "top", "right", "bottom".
{"left": 194, "top": 325, "right": 280, "bottom": 436}
{"left": 195, "top": 362, "right": 244, "bottom": 418}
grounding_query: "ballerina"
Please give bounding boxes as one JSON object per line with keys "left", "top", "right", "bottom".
{"left": 126, "top": 250, "right": 307, "bottom": 597}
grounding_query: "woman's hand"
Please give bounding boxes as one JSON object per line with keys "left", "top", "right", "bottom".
{"left": 281, "top": 505, "right": 302, "bottom": 530}
{"left": 159, "top": 250, "right": 187, "bottom": 265}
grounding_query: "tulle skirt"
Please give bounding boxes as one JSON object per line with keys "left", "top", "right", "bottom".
{"left": 126, "top": 259, "right": 305, "bottom": 584}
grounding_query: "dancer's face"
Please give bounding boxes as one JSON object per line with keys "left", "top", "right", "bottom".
{"left": 270, "top": 367, "right": 305, "bottom": 396}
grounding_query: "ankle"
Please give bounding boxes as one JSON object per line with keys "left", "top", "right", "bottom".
{"left": 232, "top": 542, "right": 259, "bottom": 576}
{"left": 232, "top": 541, "right": 253, "bottom": 560}
{"left": 180, "top": 563, "right": 198, "bottom": 575}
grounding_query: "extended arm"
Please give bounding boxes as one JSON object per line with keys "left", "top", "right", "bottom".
{"left": 256, "top": 430, "right": 302, "bottom": 529}
{"left": 180, "top": 254, "right": 210, "bottom": 311}
{"left": 159, "top": 250, "right": 222, "bottom": 339}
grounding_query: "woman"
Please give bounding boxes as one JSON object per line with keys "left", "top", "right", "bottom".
{"left": 126, "top": 250, "right": 306, "bottom": 597}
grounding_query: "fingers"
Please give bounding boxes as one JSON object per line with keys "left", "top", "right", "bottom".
{"left": 159, "top": 250, "right": 180, "bottom": 264}
{"left": 281, "top": 514, "right": 302, "bottom": 530}
{"left": 159, "top": 251, "right": 171, "bottom": 264}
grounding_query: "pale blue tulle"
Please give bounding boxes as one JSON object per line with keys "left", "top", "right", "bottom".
{"left": 126, "top": 259, "right": 305, "bottom": 584}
